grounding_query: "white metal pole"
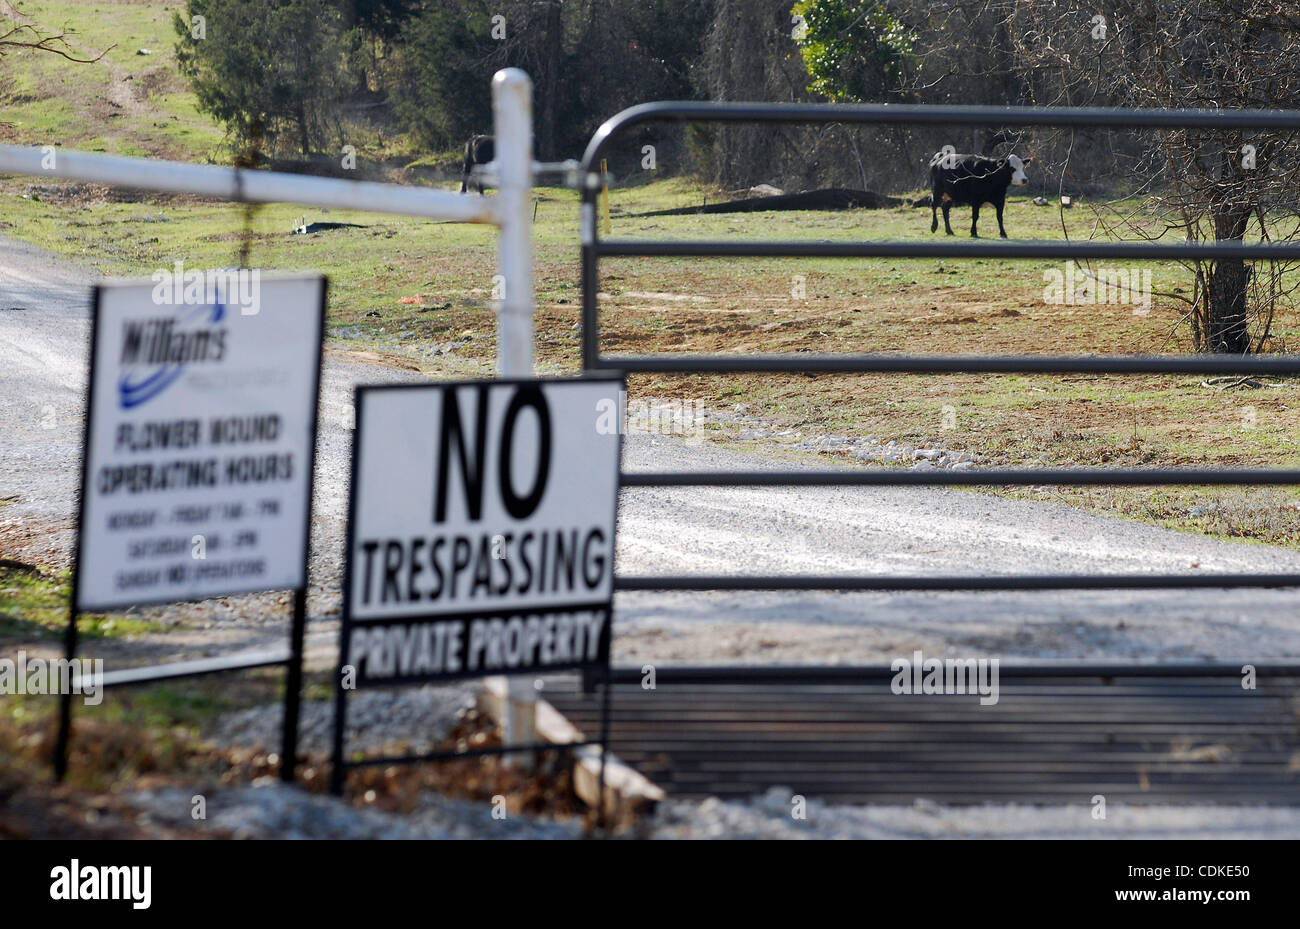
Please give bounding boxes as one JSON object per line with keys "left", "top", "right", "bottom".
{"left": 491, "top": 68, "right": 539, "bottom": 754}
{"left": 0, "top": 144, "right": 497, "bottom": 222}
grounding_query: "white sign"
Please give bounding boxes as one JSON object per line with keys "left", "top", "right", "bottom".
{"left": 343, "top": 377, "right": 622, "bottom": 684}
{"left": 75, "top": 274, "right": 324, "bottom": 611}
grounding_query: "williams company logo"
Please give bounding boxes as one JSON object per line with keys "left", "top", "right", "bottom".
{"left": 117, "top": 302, "right": 229, "bottom": 410}
{"left": 890, "top": 649, "right": 1000, "bottom": 706}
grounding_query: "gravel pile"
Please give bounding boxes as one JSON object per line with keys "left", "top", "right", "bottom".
{"left": 647, "top": 788, "right": 1300, "bottom": 839}
{"left": 210, "top": 684, "right": 479, "bottom": 757}
{"left": 126, "top": 782, "right": 1300, "bottom": 839}
{"left": 129, "top": 783, "right": 584, "bottom": 840}
{"left": 710, "top": 405, "right": 981, "bottom": 470}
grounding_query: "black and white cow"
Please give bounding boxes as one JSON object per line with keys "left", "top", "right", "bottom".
{"left": 928, "top": 151, "right": 1031, "bottom": 238}
{"left": 460, "top": 134, "right": 495, "bottom": 194}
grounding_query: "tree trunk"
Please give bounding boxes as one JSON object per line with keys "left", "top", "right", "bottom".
{"left": 297, "top": 102, "right": 311, "bottom": 157}
{"left": 1204, "top": 204, "right": 1252, "bottom": 353}
{"left": 535, "top": 0, "right": 562, "bottom": 161}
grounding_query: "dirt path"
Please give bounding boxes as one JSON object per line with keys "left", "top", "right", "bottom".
{"left": 1, "top": 1, "right": 148, "bottom": 117}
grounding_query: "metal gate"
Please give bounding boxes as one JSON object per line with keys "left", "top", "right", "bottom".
{"left": 570, "top": 101, "right": 1300, "bottom": 805}
{"left": 579, "top": 102, "right": 1300, "bottom": 606}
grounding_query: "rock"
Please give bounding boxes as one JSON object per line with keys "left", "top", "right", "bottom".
{"left": 211, "top": 684, "right": 477, "bottom": 757}
{"left": 128, "top": 783, "right": 582, "bottom": 840}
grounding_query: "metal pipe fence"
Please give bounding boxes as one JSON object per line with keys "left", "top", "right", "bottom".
{"left": 579, "top": 102, "right": 1300, "bottom": 603}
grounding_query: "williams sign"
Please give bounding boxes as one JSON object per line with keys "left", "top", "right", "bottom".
{"left": 75, "top": 275, "right": 324, "bottom": 610}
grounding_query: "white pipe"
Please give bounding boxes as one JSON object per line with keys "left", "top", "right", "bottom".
{"left": 490, "top": 67, "right": 540, "bottom": 754}
{"left": 492, "top": 68, "right": 536, "bottom": 378}
{"left": 0, "top": 144, "right": 497, "bottom": 223}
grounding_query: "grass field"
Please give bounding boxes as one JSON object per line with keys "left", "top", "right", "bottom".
{"left": 0, "top": 0, "right": 226, "bottom": 159}
{"left": 0, "top": 564, "right": 166, "bottom": 639}
{"left": 2, "top": 2, "right": 1299, "bottom": 549}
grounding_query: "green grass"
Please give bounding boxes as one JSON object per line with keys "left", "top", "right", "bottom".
{"left": 1, "top": 1, "right": 467, "bottom": 167}
{"left": 84, "top": 677, "right": 238, "bottom": 731}
{"left": 0, "top": 673, "right": 261, "bottom": 796}
{"left": 0, "top": 565, "right": 167, "bottom": 640}
{"left": 2, "top": 1, "right": 231, "bottom": 159}
{"left": 11, "top": 0, "right": 167, "bottom": 69}
{"left": 4, "top": 175, "right": 1298, "bottom": 487}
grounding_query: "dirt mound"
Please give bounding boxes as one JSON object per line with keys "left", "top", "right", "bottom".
{"left": 633, "top": 188, "right": 903, "bottom": 217}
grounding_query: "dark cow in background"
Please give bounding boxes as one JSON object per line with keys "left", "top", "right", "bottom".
{"left": 928, "top": 151, "right": 1032, "bottom": 238}
{"left": 460, "top": 134, "right": 495, "bottom": 194}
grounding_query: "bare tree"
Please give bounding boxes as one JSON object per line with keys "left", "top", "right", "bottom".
{"left": 949, "top": 0, "right": 1300, "bottom": 354}
{"left": 0, "top": 18, "right": 110, "bottom": 63}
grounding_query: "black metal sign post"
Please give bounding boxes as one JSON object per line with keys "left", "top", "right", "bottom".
{"left": 55, "top": 276, "right": 326, "bottom": 783}
{"left": 328, "top": 378, "right": 624, "bottom": 808}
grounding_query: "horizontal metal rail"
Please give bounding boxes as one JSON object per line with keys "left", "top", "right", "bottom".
{"left": 614, "top": 573, "right": 1300, "bottom": 591}
{"left": 600, "top": 663, "right": 1300, "bottom": 682}
{"left": 620, "top": 468, "right": 1300, "bottom": 486}
{"left": 100, "top": 647, "right": 292, "bottom": 688}
{"left": 596, "top": 239, "right": 1300, "bottom": 261}
{"left": 595, "top": 352, "right": 1300, "bottom": 374}
{"left": 582, "top": 102, "right": 1300, "bottom": 168}
{"left": 0, "top": 143, "right": 497, "bottom": 223}
{"left": 340, "top": 739, "right": 600, "bottom": 769}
